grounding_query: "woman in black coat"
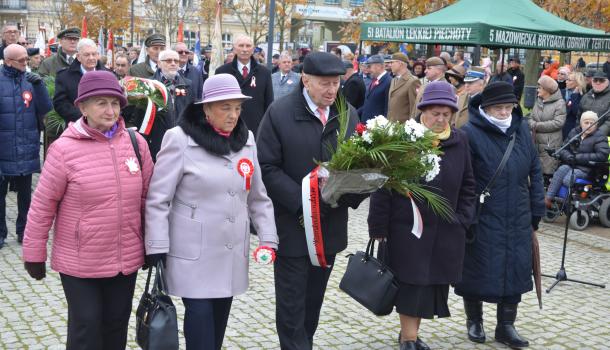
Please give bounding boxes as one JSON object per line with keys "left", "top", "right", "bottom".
{"left": 562, "top": 71, "right": 586, "bottom": 139}
{"left": 455, "top": 82, "right": 545, "bottom": 349}
{"left": 368, "top": 81, "right": 477, "bottom": 350}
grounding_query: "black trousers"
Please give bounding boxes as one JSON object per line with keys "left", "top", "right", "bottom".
{"left": 274, "top": 254, "right": 335, "bottom": 350}
{"left": 0, "top": 174, "right": 32, "bottom": 239}
{"left": 182, "top": 297, "right": 233, "bottom": 350}
{"left": 60, "top": 272, "right": 138, "bottom": 350}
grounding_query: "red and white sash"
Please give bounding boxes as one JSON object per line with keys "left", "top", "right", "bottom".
{"left": 301, "top": 166, "right": 330, "bottom": 268}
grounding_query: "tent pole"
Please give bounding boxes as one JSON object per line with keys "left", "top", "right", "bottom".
{"left": 596, "top": 52, "right": 600, "bottom": 70}
{"left": 358, "top": 40, "right": 363, "bottom": 72}
{"left": 473, "top": 45, "right": 481, "bottom": 66}
{"left": 500, "top": 47, "right": 505, "bottom": 72}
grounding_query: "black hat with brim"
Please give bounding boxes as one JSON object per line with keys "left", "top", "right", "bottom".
{"left": 303, "top": 52, "right": 346, "bottom": 76}
{"left": 27, "top": 48, "right": 40, "bottom": 57}
{"left": 481, "top": 81, "right": 518, "bottom": 109}
{"left": 57, "top": 28, "right": 81, "bottom": 39}
{"left": 592, "top": 71, "right": 608, "bottom": 80}
{"left": 145, "top": 34, "right": 166, "bottom": 48}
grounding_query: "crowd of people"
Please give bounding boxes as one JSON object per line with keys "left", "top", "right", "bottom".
{"left": 0, "top": 20, "right": 609, "bottom": 350}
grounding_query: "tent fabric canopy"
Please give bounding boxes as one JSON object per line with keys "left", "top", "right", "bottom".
{"left": 361, "top": 0, "right": 610, "bottom": 52}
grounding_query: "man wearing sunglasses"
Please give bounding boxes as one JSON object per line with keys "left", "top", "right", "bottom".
{"left": 579, "top": 71, "right": 610, "bottom": 136}
{"left": 0, "top": 44, "right": 52, "bottom": 249}
{"left": 174, "top": 41, "right": 203, "bottom": 102}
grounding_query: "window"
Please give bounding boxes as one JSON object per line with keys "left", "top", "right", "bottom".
{"left": 350, "top": 0, "right": 363, "bottom": 6}
{"left": 324, "top": 0, "right": 340, "bottom": 5}
{"left": 222, "top": 33, "right": 232, "bottom": 49}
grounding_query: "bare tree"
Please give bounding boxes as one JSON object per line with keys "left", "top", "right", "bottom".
{"left": 145, "top": 0, "right": 188, "bottom": 43}
{"left": 225, "top": 0, "right": 269, "bottom": 45}
{"left": 43, "top": 0, "right": 79, "bottom": 31}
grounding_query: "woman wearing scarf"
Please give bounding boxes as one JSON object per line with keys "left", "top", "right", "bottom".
{"left": 144, "top": 74, "right": 278, "bottom": 350}
{"left": 22, "top": 71, "right": 155, "bottom": 349}
{"left": 368, "top": 81, "right": 477, "bottom": 350}
{"left": 455, "top": 81, "right": 545, "bottom": 349}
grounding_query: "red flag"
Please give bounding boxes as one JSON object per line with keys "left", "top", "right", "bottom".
{"left": 46, "top": 36, "right": 55, "bottom": 57}
{"left": 107, "top": 30, "right": 113, "bottom": 51}
{"left": 82, "top": 17, "right": 88, "bottom": 38}
{"left": 177, "top": 20, "right": 184, "bottom": 42}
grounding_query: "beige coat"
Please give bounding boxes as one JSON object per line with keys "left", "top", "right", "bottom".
{"left": 145, "top": 127, "right": 278, "bottom": 298}
{"left": 453, "top": 91, "right": 470, "bottom": 128}
{"left": 387, "top": 72, "right": 421, "bottom": 122}
{"left": 529, "top": 89, "right": 566, "bottom": 174}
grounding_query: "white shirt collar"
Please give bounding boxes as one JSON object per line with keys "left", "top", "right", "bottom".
{"left": 80, "top": 65, "right": 95, "bottom": 75}
{"left": 375, "top": 70, "right": 387, "bottom": 81}
{"left": 149, "top": 59, "right": 157, "bottom": 71}
{"left": 303, "top": 88, "right": 329, "bottom": 123}
{"left": 237, "top": 60, "right": 251, "bottom": 73}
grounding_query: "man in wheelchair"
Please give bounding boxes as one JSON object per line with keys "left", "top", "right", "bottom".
{"left": 544, "top": 111, "right": 609, "bottom": 209}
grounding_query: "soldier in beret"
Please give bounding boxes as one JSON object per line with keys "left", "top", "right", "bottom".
{"left": 128, "top": 34, "right": 166, "bottom": 78}
{"left": 27, "top": 48, "right": 43, "bottom": 74}
{"left": 257, "top": 52, "right": 367, "bottom": 350}
{"left": 38, "top": 28, "right": 81, "bottom": 77}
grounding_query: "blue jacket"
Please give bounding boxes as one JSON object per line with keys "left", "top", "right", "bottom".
{"left": 358, "top": 72, "right": 391, "bottom": 122}
{"left": 454, "top": 94, "right": 545, "bottom": 300}
{"left": 0, "top": 66, "right": 52, "bottom": 176}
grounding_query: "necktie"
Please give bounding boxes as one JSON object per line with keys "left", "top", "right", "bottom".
{"left": 370, "top": 78, "right": 379, "bottom": 90}
{"left": 242, "top": 66, "right": 249, "bottom": 79}
{"left": 67, "top": 56, "right": 74, "bottom": 64}
{"left": 317, "top": 107, "right": 327, "bottom": 125}
{"left": 281, "top": 75, "right": 287, "bottom": 84}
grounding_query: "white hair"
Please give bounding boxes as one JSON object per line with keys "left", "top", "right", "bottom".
{"left": 279, "top": 52, "right": 292, "bottom": 61}
{"left": 77, "top": 38, "right": 97, "bottom": 52}
{"left": 233, "top": 34, "right": 253, "bottom": 47}
{"left": 159, "top": 50, "right": 178, "bottom": 61}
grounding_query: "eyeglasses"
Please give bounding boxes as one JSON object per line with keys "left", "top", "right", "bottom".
{"left": 7, "top": 57, "right": 28, "bottom": 63}
{"left": 161, "top": 58, "right": 180, "bottom": 64}
{"left": 17, "top": 42, "right": 27, "bottom": 45}
{"left": 592, "top": 78, "right": 607, "bottom": 83}
{"left": 176, "top": 50, "right": 190, "bottom": 55}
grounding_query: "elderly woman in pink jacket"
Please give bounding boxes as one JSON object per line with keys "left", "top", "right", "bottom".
{"left": 145, "top": 73, "right": 278, "bottom": 350}
{"left": 22, "top": 71, "right": 154, "bottom": 349}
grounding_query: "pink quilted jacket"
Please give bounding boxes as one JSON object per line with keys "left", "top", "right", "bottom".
{"left": 22, "top": 118, "right": 154, "bottom": 278}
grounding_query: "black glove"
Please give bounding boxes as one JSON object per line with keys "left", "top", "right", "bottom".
{"left": 145, "top": 253, "right": 167, "bottom": 268}
{"left": 338, "top": 193, "right": 370, "bottom": 209}
{"left": 25, "top": 72, "right": 43, "bottom": 85}
{"left": 532, "top": 216, "right": 541, "bottom": 231}
{"left": 561, "top": 152, "right": 575, "bottom": 164}
{"left": 24, "top": 262, "right": 46, "bottom": 280}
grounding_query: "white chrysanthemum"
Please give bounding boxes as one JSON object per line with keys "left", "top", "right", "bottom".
{"left": 362, "top": 131, "right": 373, "bottom": 144}
{"left": 404, "top": 119, "right": 426, "bottom": 140}
{"left": 423, "top": 153, "right": 442, "bottom": 182}
{"left": 366, "top": 115, "right": 389, "bottom": 130}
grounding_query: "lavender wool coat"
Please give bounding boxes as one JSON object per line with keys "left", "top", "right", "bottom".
{"left": 144, "top": 125, "right": 278, "bottom": 298}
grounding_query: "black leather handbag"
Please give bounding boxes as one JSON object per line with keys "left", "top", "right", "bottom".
{"left": 136, "top": 262, "right": 179, "bottom": 350}
{"left": 339, "top": 239, "right": 398, "bottom": 316}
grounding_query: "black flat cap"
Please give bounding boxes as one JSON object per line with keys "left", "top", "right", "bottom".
{"left": 592, "top": 71, "right": 608, "bottom": 80}
{"left": 342, "top": 60, "right": 353, "bottom": 69}
{"left": 509, "top": 56, "right": 520, "bottom": 64}
{"left": 57, "top": 28, "right": 81, "bottom": 39}
{"left": 144, "top": 34, "right": 166, "bottom": 47}
{"left": 303, "top": 52, "right": 345, "bottom": 76}
{"left": 27, "top": 48, "right": 40, "bottom": 56}
{"left": 585, "top": 70, "right": 596, "bottom": 78}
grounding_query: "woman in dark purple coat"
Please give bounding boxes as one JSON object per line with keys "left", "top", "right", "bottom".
{"left": 368, "top": 81, "right": 477, "bottom": 350}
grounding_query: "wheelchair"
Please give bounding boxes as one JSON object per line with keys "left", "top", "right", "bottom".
{"left": 543, "top": 161, "right": 610, "bottom": 231}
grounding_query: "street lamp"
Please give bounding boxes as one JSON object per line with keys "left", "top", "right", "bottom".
{"left": 266, "top": 0, "right": 275, "bottom": 69}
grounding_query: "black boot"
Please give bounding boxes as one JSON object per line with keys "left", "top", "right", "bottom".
{"left": 398, "top": 332, "right": 430, "bottom": 350}
{"left": 495, "top": 303, "right": 529, "bottom": 348}
{"left": 399, "top": 341, "right": 417, "bottom": 350}
{"left": 464, "top": 299, "right": 486, "bottom": 343}
{"left": 17, "top": 233, "right": 23, "bottom": 244}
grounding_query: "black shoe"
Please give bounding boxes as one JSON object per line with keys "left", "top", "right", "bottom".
{"left": 17, "top": 233, "right": 23, "bottom": 244}
{"left": 398, "top": 332, "right": 430, "bottom": 350}
{"left": 399, "top": 341, "right": 417, "bottom": 350}
{"left": 0, "top": 237, "right": 4, "bottom": 249}
{"left": 495, "top": 303, "right": 529, "bottom": 348}
{"left": 464, "top": 299, "right": 486, "bottom": 343}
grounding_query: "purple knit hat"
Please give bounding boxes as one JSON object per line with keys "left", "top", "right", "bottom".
{"left": 194, "top": 73, "right": 252, "bottom": 105}
{"left": 416, "top": 81, "right": 458, "bottom": 112}
{"left": 74, "top": 71, "right": 127, "bottom": 108}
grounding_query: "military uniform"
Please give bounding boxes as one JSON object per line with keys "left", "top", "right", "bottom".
{"left": 128, "top": 34, "right": 165, "bottom": 79}
{"left": 38, "top": 28, "right": 80, "bottom": 77}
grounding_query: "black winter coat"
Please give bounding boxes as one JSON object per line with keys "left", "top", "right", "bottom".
{"left": 559, "top": 127, "right": 610, "bottom": 174}
{"left": 454, "top": 95, "right": 545, "bottom": 300}
{"left": 257, "top": 86, "right": 360, "bottom": 257}
{"left": 563, "top": 91, "right": 582, "bottom": 139}
{"left": 216, "top": 56, "right": 274, "bottom": 135}
{"left": 368, "top": 128, "right": 477, "bottom": 285}
{"left": 53, "top": 59, "right": 107, "bottom": 124}
{"left": 342, "top": 73, "right": 366, "bottom": 109}
{"left": 578, "top": 85, "right": 610, "bottom": 135}
{"left": 123, "top": 72, "right": 193, "bottom": 161}
{"left": 180, "top": 62, "right": 205, "bottom": 101}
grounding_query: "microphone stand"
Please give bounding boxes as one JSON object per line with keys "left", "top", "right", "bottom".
{"left": 542, "top": 108, "right": 609, "bottom": 293}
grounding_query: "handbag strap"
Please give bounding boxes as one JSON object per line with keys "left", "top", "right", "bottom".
{"left": 152, "top": 261, "right": 170, "bottom": 295}
{"left": 127, "top": 128, "right": 143, "bottom": 169}
{"left": 144, "top": 265, "right": 153, "bottom": 294}
{"left": 478, "top": 132, "right": 516, "bottom": 206}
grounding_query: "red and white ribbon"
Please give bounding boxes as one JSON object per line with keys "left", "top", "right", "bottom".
{"left": 138, "top": 100, "right": 156, "bottom": 135}
{"left": 253, "top": 246, "right": 276, "bottom": 265}
{"left": 301, "top": 166, "right": 330, "bottom": 268}
{"left": 407, "top": 192, "right": 423, "bottom": 239}
{"left": 237, "top": 158, "right": 254, "bottom": 191}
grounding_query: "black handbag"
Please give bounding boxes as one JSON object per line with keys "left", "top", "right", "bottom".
{"left": 339, "top": 239, "right": 398, "bottom": 316}
{"left": 136, "top": 262, "right": 179, "bottom": 350}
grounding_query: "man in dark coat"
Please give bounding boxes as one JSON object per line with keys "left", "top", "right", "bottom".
{"left": 455, "top": 82, "right": 545, "bottom": 349}
{"left": 507, "top": 57, "right": 525, "bottom": 102}
{"left": 38, "top": 28, "right": 80, "bottom": 77}
{"left": 124, "top": 49, "right": 193, "bottom": 161}
{"left": 0, "top": 44, "right": 52, "bottom": 248}
{"left": 257, "top": 52, "right": 365, "bottom": 350}
{"left": 128, "top": 34, "right": 166, "bottom": 79}
{"left": 175, "top": 42, "right": 204, "bottom": 100}
{"left": 216, "top": 35, "right": 274, "bottom": 135}
{"left": 578, "top": 71, "right": 610, "bottom": 136}
{"left": 489, "top": 61, "right": 513, "bottom": 86}
{"left": 341, "top": 60, "right": 365, "bottom": 109}
{"left": 358, "top": 54, "right": 391, "bottom": 122}
{"left": 53, "top": 38, "right": 106, "bottom": 125}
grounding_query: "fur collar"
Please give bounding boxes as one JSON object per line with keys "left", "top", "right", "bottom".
{"left": 178, "top": 103, "right": 249, "bottom": 156}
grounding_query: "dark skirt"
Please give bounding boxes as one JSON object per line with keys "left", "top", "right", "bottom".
{"left": 394, "top": 283, "right": 450, "bottom": 319}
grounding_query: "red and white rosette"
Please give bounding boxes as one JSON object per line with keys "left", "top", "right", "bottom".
{"left": 22, "top": 91, "right": 32, "bottom": 108}
{"left": 253, "top": 246, "right": 276, "bottom": 265}
{"left": 301, "top": 166, "right": 330, "bottom": 268}
{"left": 237, "top": 158, "right": 254, "bottom": 191}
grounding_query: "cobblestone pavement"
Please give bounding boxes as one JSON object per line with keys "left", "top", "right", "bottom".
{"left": 1, "top": 186, "right": 609, "bottom": 349}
